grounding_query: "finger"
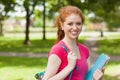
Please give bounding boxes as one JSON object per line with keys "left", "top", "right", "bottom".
{"left": 96, "top": 69, "right": 103, "bottom": 75}
{"left": 68, "top": 51, "right": 72, "bottom": 55}
{"left": 93, "top": 69, "right": 103, "bottom": 80}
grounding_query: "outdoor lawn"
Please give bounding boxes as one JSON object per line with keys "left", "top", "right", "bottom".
{"left": 0, "top": 32, "right": 120, "bottom": 79}
{"left": 0, "top": 36, "right": 55, "bottom": 53}
{"left": 0, "top": 33, "right": 120, "bottom": 55}
{"left": 0, "top": 36, "right": 86, "bottom": 53}
{"left": 98, "top": 36, "right": 120, "bottom": 55}
{"left": 1, "top": 0, "right": 120, "bottom": 79}
{"left": 0, "top": 56, "right": 48, "bottom": 80}
{"left": 0, "top": 56, "right": 120, "bottom": 80}
{"left": 104, "top": 61, "right": 120, "bottom": 80}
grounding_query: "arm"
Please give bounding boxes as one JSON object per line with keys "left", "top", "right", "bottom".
{"left": 43, "top": 51, "right": 77, "bottom": 80}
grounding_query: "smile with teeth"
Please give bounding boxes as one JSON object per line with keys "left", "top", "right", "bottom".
{"left": 71, "top": 31, "right": 78, "bottom": 35}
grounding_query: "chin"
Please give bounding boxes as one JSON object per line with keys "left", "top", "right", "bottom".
{"left": 70, "top": 36, "right": 78, "bottom": 39}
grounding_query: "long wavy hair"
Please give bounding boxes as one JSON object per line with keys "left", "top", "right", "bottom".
{"left": 55, "top": 6, "right": 85, "bottom": 43}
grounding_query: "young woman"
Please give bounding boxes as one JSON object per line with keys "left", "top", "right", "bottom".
{"left": 43, "top": 6, "right": 103, "bottom": 80}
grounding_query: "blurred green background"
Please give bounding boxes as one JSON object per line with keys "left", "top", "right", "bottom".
{"left": 0, "top": 0, "right": 120, "bottom": 80}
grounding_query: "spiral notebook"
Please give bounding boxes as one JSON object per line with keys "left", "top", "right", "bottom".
{"left": 85, "top": 53, "right": 110, "bottom": 80}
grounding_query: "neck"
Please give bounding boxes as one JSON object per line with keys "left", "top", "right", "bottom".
{"left": 62, "top": 37, "right": 77, "bottom": 47}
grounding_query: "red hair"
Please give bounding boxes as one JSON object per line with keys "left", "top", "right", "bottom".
{"left": 55, "top": 6, "right": 85, "bottom": 43}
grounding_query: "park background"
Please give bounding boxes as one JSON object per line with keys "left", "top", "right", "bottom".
{"left": 0, "top": 0, "right": 120, "bottom": 80}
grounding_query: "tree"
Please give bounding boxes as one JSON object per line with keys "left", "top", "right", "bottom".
{"left": 0, "top": 0, "right": 16, "bottom": 36}
{"left": 42, "top": 0, "right": 46, "bottom": 40}
{"left": 35, "top": 0, "right": 66, "bottom": 40}
{"left": 66, "top": 0, "right": 120, "bottom": 36}
{"left": 21, "top": 0, "right": 42, "bottom": 45}
{"left": 47, "top": 0, "right": 67, "bottom": 19}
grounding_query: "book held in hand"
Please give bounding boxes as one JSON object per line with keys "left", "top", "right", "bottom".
{"left": 85, "top": 53, "right": 110, "bottom": 80}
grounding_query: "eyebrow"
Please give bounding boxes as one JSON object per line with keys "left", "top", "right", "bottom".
{"left": 66, "top": 20, "right": 82, "bottom": 23}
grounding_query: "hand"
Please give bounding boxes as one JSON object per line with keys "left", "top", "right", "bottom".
{"left": 67, "top": 51, "right": 77, "bottom": 70}
{"left": 93, "top": 69, "right": 103, "bottom": 80}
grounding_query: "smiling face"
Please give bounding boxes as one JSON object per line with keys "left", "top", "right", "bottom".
{"left": 62, "top": 14, "right": 83, "bottom": 40}
{"left": 55, "top": 6, "right": 85, "bottom": 43}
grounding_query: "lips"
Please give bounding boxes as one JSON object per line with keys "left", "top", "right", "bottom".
{"left": 71, "top": 31, "right": 78, "bottom": 35}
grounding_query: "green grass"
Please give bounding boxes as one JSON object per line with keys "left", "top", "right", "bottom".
{"left": 98, "top": 39, "right": 120, "bottom": 55}
{"left": 102, "top": 75, "right": 120, "bottom": 80}
{"left": 0, "top": 56, "right": 47, "bottom": 80}
{"left": 1, "top": 33, "right": 120, "bottom": 55}
{"left": 1, "top": 31, "right": 120, "bottom": 55}
{"left": 103, "top": 61, "right": 120, "bottom": 80}
{"left": 0, "top": 56, "right": 120, "bottom": 80}
{"left": 0, "top": 36, "right": 55, "bottom": 53}
{"left": 0, "top": 36, "right": 85, "bottom": 53}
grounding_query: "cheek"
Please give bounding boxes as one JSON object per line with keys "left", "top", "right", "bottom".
{"left": 79, "top": 26, "right": 83, "bottom": 31}
{"left": 63, "top": 24, "right": 70, "bottom": 30}
{"left": 79, "top": 25, "right": 83, "bottom": 29}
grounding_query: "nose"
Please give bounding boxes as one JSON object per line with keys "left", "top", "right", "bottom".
{"left": 73, "top": 24, "right": 78, "bottom": 30}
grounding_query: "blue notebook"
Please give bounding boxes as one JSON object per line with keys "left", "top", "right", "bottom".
{"left": 85, "top": 53, "right": 110, "bottom": 80}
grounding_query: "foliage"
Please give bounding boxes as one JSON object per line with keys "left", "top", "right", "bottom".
{"left": 0, "top": 0, "right": 16, "bottom": 35}
{"left": 0, "top": 0, "right": 16, "bottom": 18}
{"left": 33, "top": 18, "right": 43, "bottom": 27}
{"left": 66, "top": 0, "right": 120, "bottom": 30}
{"left": 46, "top": 0, "right": 68, "bottom": 19}
{"left": 22, "top": 0, "right": 43, "bottom": 16}
{"left": 20, "top": 0, "right": 44, "bottom": 44}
